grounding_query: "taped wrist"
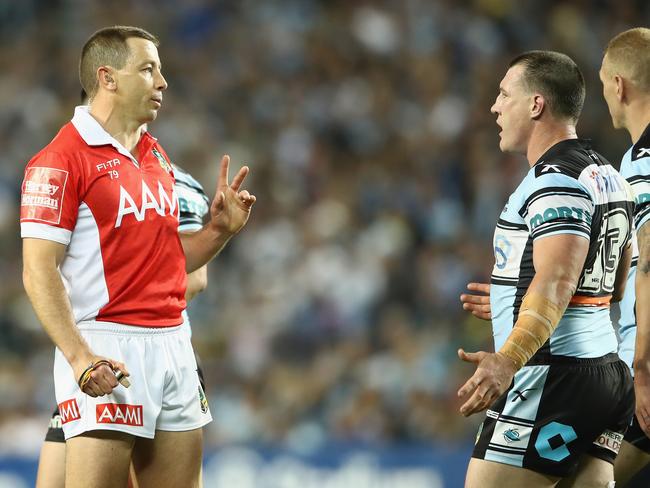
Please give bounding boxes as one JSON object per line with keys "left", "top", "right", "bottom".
{"left": 498, "top": 293, "right": 564, "bottom": 369}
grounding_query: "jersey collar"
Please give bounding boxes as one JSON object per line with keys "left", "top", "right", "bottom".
{"left": 533, "top": 138, "right": 590, "bottom": 167}
{"left": 71, "top": 105, "right": 145, "bottom": 167}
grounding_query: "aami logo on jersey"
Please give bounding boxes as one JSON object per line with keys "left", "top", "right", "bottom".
{"left": 96, "top": 403, "right": 144, "bottom": 426}
{"left": 20, "top": 167, "right": 68, "bottom": 224}
{"left": 58, "top": 399, "right": 81, "bottom": 424}
{"left": 115, "top": 180, "right": 178, "bottom": 228}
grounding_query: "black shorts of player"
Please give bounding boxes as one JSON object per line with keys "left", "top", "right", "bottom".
{"left": 44, "top": 358, "right": 207, "bottom": 443}
{"left": 623, "top": 410, "right": 650, "bottom": 453}
{"left": 473, "top": 353, "right": 633, "bottom": 478}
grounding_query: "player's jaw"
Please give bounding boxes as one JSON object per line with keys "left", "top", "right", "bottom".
{"left": 495, "top": 116, "right": 521, "bottom": 153}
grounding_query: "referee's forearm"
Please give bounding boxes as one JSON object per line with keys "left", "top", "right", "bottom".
{"left": 23, "top": 263, "right": 92, "bottom": 367}
{"left": 180, "top": 226, "right": 233, "bottom": 273}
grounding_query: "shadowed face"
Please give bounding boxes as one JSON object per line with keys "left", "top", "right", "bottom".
{"left": 599, "top": 55, "right": 624, "bottom": 130}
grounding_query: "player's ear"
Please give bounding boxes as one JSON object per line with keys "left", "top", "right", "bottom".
{"left": 530, "top": 93, "right": 545, "bottom": 120}
{"left": 615, "top": 74, "right": 626, "bottom": 103}
{"left": 97, "top": 67, "right": 117, "bottom": 92}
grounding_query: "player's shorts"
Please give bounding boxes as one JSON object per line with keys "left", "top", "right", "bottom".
{"left": 44, "top": 408, "right": 65, "bottom": 443}
{"left": 53, "top": 320, "right": 212, "bottom": 440}
{"left": 623, "top": 411, "right": 650, "bottom": 453}
{"left": 45, "top": 358, "right": 207, "bottom": 443}
{"left": 473, "top": 353, "right": 633, "bottom": 478}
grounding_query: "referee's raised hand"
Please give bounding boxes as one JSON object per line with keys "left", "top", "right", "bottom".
{"left": 208, "top": 154, "right": 256, "bottom": 236}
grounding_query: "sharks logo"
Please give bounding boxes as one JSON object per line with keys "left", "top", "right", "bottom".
{"left": 503, "top": 428, "right": 520, "bottom": 443}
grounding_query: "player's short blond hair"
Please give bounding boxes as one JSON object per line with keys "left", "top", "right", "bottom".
{"left": 79, "top": 26, "right": 159, "bottom": 98}
{"left": 604, "top": 28, "right": 650, "bottom": 91}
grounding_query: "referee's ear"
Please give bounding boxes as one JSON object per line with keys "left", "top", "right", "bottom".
{"left": 97, "top": 66, "right": 117, "bottom": 93}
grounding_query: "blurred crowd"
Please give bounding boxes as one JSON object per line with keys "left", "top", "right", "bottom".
{"left": 0, "top": 0, "right": 645, "bottom": 456}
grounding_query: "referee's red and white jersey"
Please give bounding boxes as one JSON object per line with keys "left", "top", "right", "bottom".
{"left": 20, "top": 106, "right": 187, "bottom": 327}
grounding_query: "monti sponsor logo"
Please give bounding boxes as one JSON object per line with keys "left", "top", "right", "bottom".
{"left": 96, "top": 403, "right": 144, "bottom": 426}
{"left": 58, "top": 399, "right": 81, "bottom": 424}
{"left": 529, "top": 207, "right": 591, "bottom": 229}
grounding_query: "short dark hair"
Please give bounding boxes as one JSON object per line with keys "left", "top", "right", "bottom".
{"left": 509, "top": 50, "right": 585, "bottom": 123}
{"left": 79, "top": 26, "right": 159, "bottom": 98}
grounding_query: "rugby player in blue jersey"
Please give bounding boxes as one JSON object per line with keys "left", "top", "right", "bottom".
{"left": 459, "top": 51, "right": 635, "bottom": 487}
{"left": 599, "top": 27, "right": 650, "bottom": 486}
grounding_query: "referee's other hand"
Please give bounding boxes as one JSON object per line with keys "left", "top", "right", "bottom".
{"left": 74, "top": 357, "right": 130, "bottom": 397}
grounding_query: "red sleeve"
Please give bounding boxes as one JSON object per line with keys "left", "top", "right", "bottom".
{"left": 20, "top": 151, "right": 82, "bottom": 239}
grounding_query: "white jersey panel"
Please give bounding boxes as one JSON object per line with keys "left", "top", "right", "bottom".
{"left": 60, "top": 202, "right": 109, "bottom": 323}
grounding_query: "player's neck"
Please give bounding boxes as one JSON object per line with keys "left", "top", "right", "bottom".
{"left": 625, "top": 98, "right": 650, "bottom": 144}
{"left": 88, "top": 102, "right": 143, "bottom": 155}
{"left": 526, "top": 122, "right": 577, "bottom": 167}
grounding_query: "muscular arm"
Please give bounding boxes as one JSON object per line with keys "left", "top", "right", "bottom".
{"left": 497, "top": 234, "right": 589, "bottom": 368}
{"left": 22, "top": 238, "right": 126, "bottom": 396}
{"left": 180, "top": 227, "right": 232, "bottom": 273}
{"left": 458, "top": 234, "right": 589, "bottom": 416}
{"left": 633, "top": 222, "right": 650, "bottom": 435}
{"left": 23, "top": 238, "right": 93, "bottom": 368}
{"left": 634, "top": 222, "right": 650, "bottom": 376}
{"left": 527, "top": 234, "right": 589, "bottom": 310}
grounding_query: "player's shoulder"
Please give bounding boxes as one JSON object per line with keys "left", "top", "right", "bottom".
{"left": 527, "top": 140, "right": 617, "bottom": 196}
{"left": 525, "top": 159, "right": 587, "bottom": 194}
{"left": 532, "top": 139, "right": 604, "bottom": 180}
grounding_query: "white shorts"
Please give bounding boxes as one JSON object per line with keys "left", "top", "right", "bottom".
{"left": 53, "top": 320, "right": 212, "bottom": 440}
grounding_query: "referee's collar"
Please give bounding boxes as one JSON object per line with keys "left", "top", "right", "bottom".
{"left": 71, "top": 106, "right": 154, "bottom": 165}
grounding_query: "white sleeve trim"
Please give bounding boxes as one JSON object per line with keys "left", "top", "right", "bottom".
{"left": 21, "top": 222, "right": 71, "bottom": 245}
{"left": 178, "top": 223, "right": 203, "bottom": 233}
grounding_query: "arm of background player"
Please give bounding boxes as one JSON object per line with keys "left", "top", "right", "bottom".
{"left": 185, "top": 265, "right": 208, "bottom": 302}
{"left": 612, "top": 243, "right": 632, "bottom": 302}
{"left": 460, "top": 282, "right": 492, "bottom": 320}
{"left": 180, "top": 155, "right": 255, "bottom": 272}
{"left": 22, "top": 238, "right": 128, "bottom": 397}
{"left": 634, "top": 222, "right": 650, "bottom": 436}
{"left": 458, "top": 234, "right": 588, "bottom": 416}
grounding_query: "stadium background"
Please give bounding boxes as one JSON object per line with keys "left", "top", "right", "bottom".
{"left": 0, "top": 1, "right": 646, "bottom": 486}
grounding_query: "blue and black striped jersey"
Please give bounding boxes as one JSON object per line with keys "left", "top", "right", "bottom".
{"left": 490, "top": 139, "right": 635, "bottom": 362}
{"left": 616, "top": 124, "right": 650, "bottom": 371}
{"left": 173, "top": 164, "right": 210, "bottom": 232}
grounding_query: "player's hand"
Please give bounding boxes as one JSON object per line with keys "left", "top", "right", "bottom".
{"left": 457, "top": 349, "right": 516, "bottom": 417}
{"left": 460, "top": 282, "right": 492, "bottom": 320}
{"left": 72, "top": 356, "right": 130, "bottom": 398}
{"left": 208, "top": 155, "right": 256, "bottom": 236}
{"left": 634, "top": 364, "right": 650, "bottom": 437}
